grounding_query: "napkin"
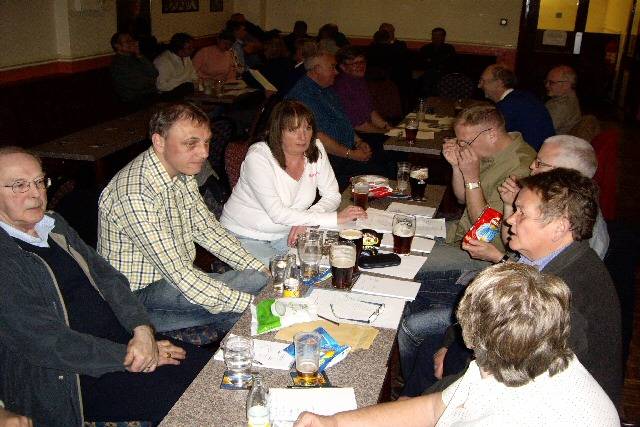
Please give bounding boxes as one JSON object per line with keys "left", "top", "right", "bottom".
{"left": 274, "top": 320, "right": 379, "bottom": 350}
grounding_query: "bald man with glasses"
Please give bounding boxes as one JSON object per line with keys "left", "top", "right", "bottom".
{"left": 545, "top": 65, "right": 582, "bottom": 134}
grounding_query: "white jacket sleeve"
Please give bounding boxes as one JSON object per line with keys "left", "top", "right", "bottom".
{"left": 308, "top": 142, "right": 341, "bottom": 214}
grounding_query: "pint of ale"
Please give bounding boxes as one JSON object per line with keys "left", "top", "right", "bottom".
{"left": 409, "top": 167, "right": 429, "bottom": 200}
{"left": 330, "top": 242, "right": 356, "bottom": 289}
{"left": 352, "top": 182, "right": 369, "bottom": 211}
{"left": 294, "top": 332, "right": 321, "bottom": 385}
{"left": 405, "top": 123, "right": 418, "bottom": 144}
{"left": 392, "top": 214, "right": 416, "bottom": 254}
{"left": 339, "top": 229, "right": 363, "bottom": 270}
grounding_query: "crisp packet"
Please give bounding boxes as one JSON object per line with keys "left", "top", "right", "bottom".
{"left": 464, "top": 207, "right": 503, "bottom": 243}
{"left": 251, "top": 298, "right": 317, "bottom": 335}
{"left": 283, "top": 327, "right": 351, "bottom": 373}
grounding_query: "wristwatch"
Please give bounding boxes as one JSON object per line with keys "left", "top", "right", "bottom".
{"left": 465, "top": 181, "right": 481, "bottom": 190}
{"left": 499, "top": 254, "right": 511, "bottom": 263}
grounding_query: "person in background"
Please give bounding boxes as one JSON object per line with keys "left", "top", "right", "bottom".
{"left": 376, "top": 23, "right": 411, "bottom": 99}
{"left": 227, "top": 21, "right": 249, "bottom": 75}
{"left": 545, "top": 65, "right": 582, "bottom": 134}
{"left": 333, "top": 46, "right": 390, "bottom": 133}
{"left": 193, "top": 30, "right": 237, "bottom": 83}
{"left": 258, "top": 37, "right": 294, "bottom": 92}
{"left": 283, "top": 20, "right": 310, "bottom": 57}
{"left": 153, "top": 32, "right": 197, "bottom": 99}
{"left": 221, "top": 101, "right": 366, "bottom": 264}
{"left": 295, "top": 263, "right": 619, "bottom": 426}
{"left": 317, "top": 23, "right": 349, "bottom": 48}
{"left": 417, "top": 27, "right": 456, "bottom": 97}
{"left": 109, "top": 32, "right": 158, "bottom": 108}
{"left": 280, "top": 39, "right": 318, "bottom": 96}
{"left": 478, "top": 64, "right": 555, "bottom": 151}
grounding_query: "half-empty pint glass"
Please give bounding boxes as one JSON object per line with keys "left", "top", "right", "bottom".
{"left": 352, "top": 181, "right": 370, "bottom": 211}
{"left": 409, "top": 167, "right": 429, "bottom": 200}
{"left": 405, "top": 118, "right": 418, "bottom": 144}
{"left": 223, "top": 336, "right": 254, "bottom": 387}
{"left": 397, "top": 162, "right": 411, "bottom": 194}
{"left": 392, "top": 214, "right": 416, "bottom": 254}
{"left": 294, "top": 331, "right": 321, "bottom": 385}
{"left": 330, "top": 241, "right": 356, "bottom": 289}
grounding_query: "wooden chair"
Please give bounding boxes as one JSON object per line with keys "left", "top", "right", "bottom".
{"left": 569, "top": 114, "right": 601, "bottom": 142}
{"left": 591, "top": 128, "right": 620, "bottom": 221}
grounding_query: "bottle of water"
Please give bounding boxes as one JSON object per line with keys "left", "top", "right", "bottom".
{"left": 247, "top": 374, "right": 271, "bottom": 427}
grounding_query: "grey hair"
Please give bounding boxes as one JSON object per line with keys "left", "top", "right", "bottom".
{"left": 304, "top": 49, "right": 332, "bottom": 71}
{"left": 0, "top": 146, "right": 42, "bottom": 165}
{"left": 554, "top": 65, "right": 577, "bottom": 87}
{"left": 542, "top": 135, "right": 597, "bottom": 178}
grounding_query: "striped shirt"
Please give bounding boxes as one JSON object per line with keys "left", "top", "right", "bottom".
{"left": 97, "top": 147, "right": 265, "bottom": 314}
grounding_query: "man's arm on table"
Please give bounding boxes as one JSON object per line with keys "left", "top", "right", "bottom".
{"left": 316, "top": 132, "right": 371, "bottom": 162}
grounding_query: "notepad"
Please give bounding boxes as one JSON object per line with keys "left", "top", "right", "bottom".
{"left": 379, "top": 234, "right": 436, "bottom": 254}
{"left": 269, "top": 388, "right": 357, "bottom": 424}
{"left": 351, "top": 274, "right": 420, "bottom": 301}
{"left": 387, "top": 202, "right": 436, "bottom": 218}
{"left": 248, "top": 69, "right": 278, "bottom": 91}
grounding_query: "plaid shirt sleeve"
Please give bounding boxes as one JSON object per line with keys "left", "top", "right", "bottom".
{"left": 111, "top": 190, "right": 253, "bottom": 314}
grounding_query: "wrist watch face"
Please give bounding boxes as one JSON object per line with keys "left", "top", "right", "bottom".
{"left": 466, "top": 181, "right": 480, "bottom": 190}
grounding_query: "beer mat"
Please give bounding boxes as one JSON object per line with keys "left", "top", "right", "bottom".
{"left": 388, "top": 192, "right": 411, "bottom": 199}
{"left": 416, "top": 131, "right": 435, "bottom": 140}
{"left": 379, "top": 234, "right": 436, "bottom": 254}
{"left": 274, "top": 321, "right": 379, "bottom": 350}
{"left": 213, "top": 334, "right": 294, "bottom": 370}
{"left": 289, "top": 369, "right": 332, "bottom": 387}
{"left": 351, "top": 273, "right": 420, "bottom": 301}
{"left": 386, "top": 202, "right": 436, "bottom": 218}
{"left": 220, "top": 371, "right": 253, "bottom": 390}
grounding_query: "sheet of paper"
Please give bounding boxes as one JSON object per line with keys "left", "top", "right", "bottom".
{"left": 385, "top": 128, "right": 403, "bottom": 137}
{"left": 269, "top": 388, "right": 357, "bottom": 424}
{"left": 437, "top": 117, "right": 455, "bottom": 125}
{"left": 387, "top": 202, "right": 435, "bottom": 218}
{"left": 355, "top": 208, "right": 446, "bottom": 238}
{"left": 351, "top": 274, "right": 420, "bottom": 301}
{"left": 368, "top": 253, "right": 426, "bottom": 279}
{"left": 307, "top": 288, "right": 406, "bottom": 329}
{"left": 213, "top": 335, "right": 294, "bottom": 370}
{"left": 416, "top": 130, "right": 434, "bottom": 140}
{"left": 248, "top": 68, "right": 278, "bottom": 91}
{"left": 417, "top": 217, "right": 446, "bottom": 238}
{"left": 423, "top": 113, "right": 438, "bottom": 120}
{"left": 380, "top": 234, "right": 435, "bottom": 254}
{"left": 274, "top": 321, "right": 379, "bottom": 350}
{"left": 405, "top": 112, "right": 416, "bottom": 119}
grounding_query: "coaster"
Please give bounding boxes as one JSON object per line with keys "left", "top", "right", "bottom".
{"left": 388, "top": 191, "right": 411, "bottom": 199}
{"left": 220, "top": 370, "right": 254, "bottom": 390}
{"left": 289, "top": 369, "right": 332, "bottom": 387}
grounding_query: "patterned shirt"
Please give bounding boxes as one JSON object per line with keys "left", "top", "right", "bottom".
{"left": 98, "top": 147, "right": 265, "bottom": 314}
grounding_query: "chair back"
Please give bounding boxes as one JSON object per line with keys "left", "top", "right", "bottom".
{"left": 591, "top": 128, "right": 620, "bottom": 220}
{"left": 437, "top": 73, "right": 475, "bottom": 100}
{"left": 248, "top": 93, "right": 283, "bottom": 143}
{"left": 367, "top": 79, "right": 403, "bottom": 121}
{"left": 224, "top": 140, "right": 251, "bottom": 189}
{"left": 569, "top": 114, "right": 600, "bottom": 142}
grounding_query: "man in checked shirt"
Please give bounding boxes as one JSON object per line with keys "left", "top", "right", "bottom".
{"left": 98, "top": 102, "right": 270, "bottom": 337}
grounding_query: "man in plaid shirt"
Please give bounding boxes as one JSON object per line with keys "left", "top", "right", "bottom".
{"left": 98, "top": 103, "right": 269, "bottom": 335}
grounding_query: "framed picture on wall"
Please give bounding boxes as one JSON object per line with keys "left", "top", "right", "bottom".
{"left": 210, "top": 0, "right": 223, "bottom": 12}
{"left": 162, "top": 0, "right": 199, "bottom": 13}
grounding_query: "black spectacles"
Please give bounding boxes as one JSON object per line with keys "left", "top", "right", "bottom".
{"left": 533, "top": 158, "right": 555, "bottom": 169}
{"left": 545, "top": 79, "right": 568, "bottom": 85}
{"left": 330, "top": 301, "right": 384, "bottom": 324}
{"left": 458, "top": 128, "right": 492, "bottom": 146}
{"left": 2, "top": 177, "right": 51, "bottom": 194}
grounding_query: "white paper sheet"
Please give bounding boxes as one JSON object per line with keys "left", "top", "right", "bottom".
{"left": 355, "top": 208, "right": 446, "bottom": 238}
{"left": 248, "top": 68, "right": 278, "bottom": 91}
{"left": 213, "top": 335, "right": 294, "bottom": 370}
{"left": 416, "top": 130, "right": 435, "bottom": 140}
{"left": 269, "top": 388, "right": 357, "bottom": 425}
{"left": 385, "top": 128, "right": 403, "bottom": 137}
{"left": 369, "top": 253, "right": 426, "bottom": 279}
{"left": 387, "top": 202, "right": 436, "bottom": 218}
{"left": 307, "top": 288, "right": 406, "bottom": 329}
{"left": 379, "top": 234, "right": 435, "bottom": 254}
{"left": 351, "top": 274, "right": 420, "bottom": 301}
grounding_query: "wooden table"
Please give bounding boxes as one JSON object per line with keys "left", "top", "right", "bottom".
{"left": 186, "top": 86, "right": 260, "bottom": 105}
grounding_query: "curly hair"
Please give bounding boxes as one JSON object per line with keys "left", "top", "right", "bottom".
{"left": 457, "top": 263, "right": 573, "bottom": 387}
{"left": 518, "top": 168, "right": 598, "bottom": 241}
{"left": 266, "top": 100, "right": 319, "bottom": 170}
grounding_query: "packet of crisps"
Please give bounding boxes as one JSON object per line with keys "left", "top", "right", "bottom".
{"left": 464, "top": 207, "right": 503, "bottom": 243}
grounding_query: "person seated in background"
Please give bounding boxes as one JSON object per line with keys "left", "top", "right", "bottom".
{"left": 545, "top": 65, "right": 582, "bottom": 134}
{"left": 258, "top": 36, "right": 294, "bottom": 92}
{"left": 192, "top": 30, "right": 237, "bottom": 83}
{"left": 0, "top": 147, "right": 211, "bottom": 426}
{"left": 479, "top": 64, "right": 555, "bottom": 151}
{"left": 109, "top": 32, "right": 158, "bottom": 108}
{"left": 220, "top": 100, "right": 366, "bottom": 264}
{"left": 285, "top": 50, "right": 388, "bottom": 189}
{"left": 464, "top": 134, "right": 609, "bottom": 262}
{"left": 375, "top": 23, "right": 411, "bottom": 98}
{"left": 417, "top": 27, "right": 456, "bottom": 97}
{"left": 228, "top": 12, "right": 266, "bottom": 43}
{"left": 317, "top": 23, "right": 349, "bottom": 49}
{"left": 295, "top": 263, "right": 619, "bottom": 427}
{"left": 333, "top": 46, "right": 391, "bottom": 133}
{"left": 280, "top": 39, "right": 317, "bottom": 96}
{"left": 227, "top": 20, "right": 250, "bottom": 74}
{"left": 283, "top": 20, "right": 310, "bottom": 57}
{"left": 153, "top": 32, "right": 197, "bottom": 100}
{"left": 97, "top": 103, "right": 269, "bottom": 338}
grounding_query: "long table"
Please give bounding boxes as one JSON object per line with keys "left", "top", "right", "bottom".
{"left": 160, "top": 187, "right": 446, "bottom": 426}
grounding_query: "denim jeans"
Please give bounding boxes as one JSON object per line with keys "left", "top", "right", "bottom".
{"left": 134, "top": 269, "right": 268, "bottom": 334}
{"left": 233, "top": 234, "right": 289, "bottom": 266}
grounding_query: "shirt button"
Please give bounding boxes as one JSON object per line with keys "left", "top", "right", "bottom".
{"left": 58, "top": 375, "right": 64, "bottom": 380}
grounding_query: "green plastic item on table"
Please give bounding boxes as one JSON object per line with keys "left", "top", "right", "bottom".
{"left": 256, "top": 298, "right": 281, "bottom": 334}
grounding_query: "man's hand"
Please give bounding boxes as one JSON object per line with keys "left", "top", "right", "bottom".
{"left": 157, "top": 340, "right": 186, "bottom": 367}
{"left": 433, "top": 347, "right": 448, "bottom": 380}
{"left": 498, "top": 175, "right": 520, "bottom": 206}
{"left": 294, "top": 412, "right": 338, "bottom": 427}
{"left": 124, "top": 325, "right": 158, "bottom": 373}
{"left": 442, "top": 139, "right": 459, "bottom": 167}
{"left": 456, "top": 145, "right": 480, "bottom": 182}
{"left": 0, "top": 408, "right": 32, "bottom": 427}
{"left": 288, "top": 226, "right": 307, "bottom": 247}
{"left": 337, "top": 206, "right": 367, "bottom": 224}
{"left": 350, "top": 140, "right": 372, "bottom": 162}
{"left": 461, "top": 238, "right": 504, "bottom": 263}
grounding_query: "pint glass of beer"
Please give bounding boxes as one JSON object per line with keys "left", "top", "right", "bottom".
{"left": 405, "top": 118, "right": 418, "bottom": 144}
{"left": 409, "top": 167, "right": 429, "bottom": 200}
{"left": 330, "top": 241, "right": 356, "bottom": 289}
{"left": 352, "top": 182, "right": 369, "bottom": 211}
{"left": 392, "top": 214, "right": 416, "bottom": 254}
{"left": 339, "top": 229, "right": 363, "bottom": 272}
{"left": 294, "top": 331, "right": 321, "bottom": 385}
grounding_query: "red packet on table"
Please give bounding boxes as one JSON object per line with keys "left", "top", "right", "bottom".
{"left": 464, "top": 207, "right": 503, "bottom": 243}
{"left": 369, "top": 185, "right": 393, "bottom": 199}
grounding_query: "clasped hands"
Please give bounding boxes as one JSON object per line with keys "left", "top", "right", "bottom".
{"left": 442, "top": 140, "right": 480, "bottom": 180}
{"left": 124, "top": 325, "right": 186, "bottom": 373}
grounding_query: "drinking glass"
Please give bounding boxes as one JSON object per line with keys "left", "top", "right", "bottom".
{"left": 297, "top": 233, "right": 322, "bottom": 279}
{"left": 322, "top": 231, "right": 340, "bottom": 256}
{"left": 409, "top": 167, "right": 429, "bottom": 201}
{"left": 416, "top": 98, "right": 426, "bottom": 122}
{"left": 352, "top": 182, "right": 370, "bottom": 211}
{"left": 397, "top": 162, "right": 411, "bottom": 195}
{"left": 405, "top": 118, "right": 418, "bottom": 144}
{"left": 392, "top": 214, "right": 416, "bottom": 254}
{"left": 294, "top": 331, "right": 321, "bottom": 385}
{"left": 270, "top": 254, "right": 288, "bottom": 292}
{"left": 330, "top": 241, "right": 356, "bottom": 289}
{"left": 223, "top": 336, "right": 254, "bottom": 387}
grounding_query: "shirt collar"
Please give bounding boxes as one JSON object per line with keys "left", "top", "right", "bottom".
{"left": 499, "top": 88, "right": 514, "bottom": 101}
{"left": 518, "top": 243, "right": 571, "bottom": 270}
{"left": 0, "top": 214, "right": 55, "bottom": 248}
{"left": 146, "top": 147, "right": 180, "bottom": 190}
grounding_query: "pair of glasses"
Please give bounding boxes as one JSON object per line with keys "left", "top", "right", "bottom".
{"left": 533, "top": 158, "right": 555, "bottom": 169}
{"left": 330, "top": 301, "right": 384, "bottom": 324}
{"left": 3, "top": 177, "right": 51, "bottom": 194}
{"left": 457, "top": 128, "right": 492, "bottom": 146}
{"left": 345, "top": 60, "right": 366, "bottom": 66}
{"left": 544, "top": 79, "right": 568, "bottom": 85}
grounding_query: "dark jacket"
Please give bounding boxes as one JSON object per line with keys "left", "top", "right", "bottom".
{"left": 0, "top": 212, "right": 151, "bottom": 427}
{"left": 496, "top": 89, "right": 556, "bottom": 151}
{"left": 110, "top": 53, "right": 158, "bottom": 103}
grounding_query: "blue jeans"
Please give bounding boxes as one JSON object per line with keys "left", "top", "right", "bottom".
{"left": 415, "top": 240, "right": 491, "bottom": 283}
{"left": 233, "top": 234, "right": 289, "bottom": 266}
{"left": 134, "top": 269, "right": 268, "bottom": 334}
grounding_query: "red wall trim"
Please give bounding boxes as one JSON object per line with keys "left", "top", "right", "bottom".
{"left": 0, "top": 54, "right": 114, "bottom": 85}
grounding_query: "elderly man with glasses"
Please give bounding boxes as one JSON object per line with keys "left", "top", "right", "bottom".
{"left": 544, "top": 65, "right": 582, "bottom": 134}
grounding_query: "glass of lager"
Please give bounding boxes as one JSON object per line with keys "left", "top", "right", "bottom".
{"left": 409, "top": 167, "right": 429, "bottom": 201}
{"left": 330, "top": 241, "right": 356, "bottom": 289}
{"left": 294, "top": 331, "right": 321, "bottom": 385}
{"left": 352, "top": 181, "right": 370, "bottom": 211}
{"left": 392, "top": 214, "right": 416, "bottom": 254}
{"left": 397, "top": 162, "right": 411, "bottom": 195}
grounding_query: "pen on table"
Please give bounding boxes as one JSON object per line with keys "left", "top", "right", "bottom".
{"left": 317, "top": 314, "right": 340, "bottom": 325}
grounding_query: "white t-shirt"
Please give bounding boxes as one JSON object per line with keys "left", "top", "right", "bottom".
{"left": 436, "top": 358, "right": 618, "bottom": 426}
{"left": 221, "top": 140, "right": 340, "bottom": 241}
{"left": 153, "top": 50, "right": 197, "bottom": 92}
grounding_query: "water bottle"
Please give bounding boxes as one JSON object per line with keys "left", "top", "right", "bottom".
{"left": 247, "top": 374, "right": 270, "bottom": 427}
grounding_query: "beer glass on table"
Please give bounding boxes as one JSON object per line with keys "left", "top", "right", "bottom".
{"left": 352, "top": 182, "right": 369, "bottom": 211}
{"left": 322, "top": 230, "right": 340, "bottom": 256}
{"left": 270, "top": 254, "right": 287, "bottom": 293}
{"left": 409, "top": 167, "right": 429, "bottom": 201}
{"left": 297, "top": 232, "right": 322, "bottom": 279}
{"left": 392, "top": 214, "right": 416, "bottom": 255}
{"left": 405, "top": 118, "right": 418, "bottom": 144}
{"left": 330, "top": 241, "right": 356, "bottom": 289}
{"left": 223, "top": 336, "right": 254, "bottom": 387}
{"left": 416, "top": 98, "right": 426, "bottom": 122}
{"left": 397, "top": 162, "right": 411, "bottom": 195}
{"left": 294, "top": 331, "right": 321, "bottom": 385}
{"left": 339, "top": 229, "right": 363, "bottom": 273}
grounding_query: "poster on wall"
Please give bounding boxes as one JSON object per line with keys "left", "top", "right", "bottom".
{"left": 162, "top": 0, "right": 199, "bottom": 13}
{"left": 211, "top": 0, "right": 223, "bottom": 12}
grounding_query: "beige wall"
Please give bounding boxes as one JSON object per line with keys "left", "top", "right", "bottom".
{"left": 151, "top": 1, "right": 231, "bottom": 42}
{"left": 260, "top": 0, "right": 522, "bottom": 46}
